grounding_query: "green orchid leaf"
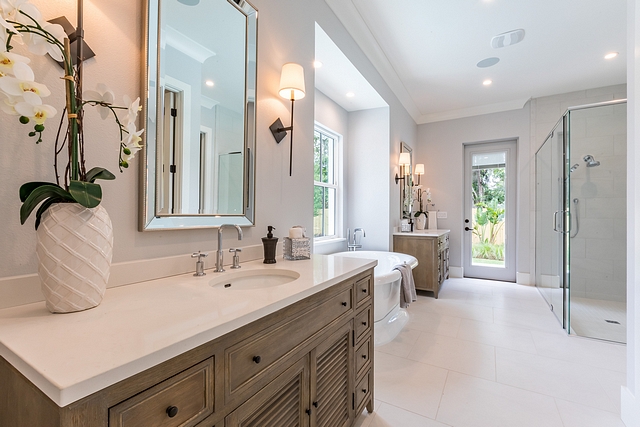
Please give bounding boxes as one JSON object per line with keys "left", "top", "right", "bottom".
{"left": 69, "top": 180, "right": 102, "bottom": 208}
{"left": 34, "top": 198, "right": 63, "bottom": 230}
{"left": 19, "top": 181, "right": 57, "bottom": 203}
{"left": 85, "top": 167, "right": 116, "bottom": 183}
{"left": 20, "top": 185, "right": 74, "bottom": 226}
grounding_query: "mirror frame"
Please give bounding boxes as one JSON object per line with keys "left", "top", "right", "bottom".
{"left": 140, "top": 0, "right": 257, "bottom": 231}
{"left": 400, "top": 141, "right": 413, "bottom": 219}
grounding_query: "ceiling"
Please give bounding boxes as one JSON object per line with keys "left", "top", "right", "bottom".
{"left": 322, "top": 0, "right": 627, "bottom": 124}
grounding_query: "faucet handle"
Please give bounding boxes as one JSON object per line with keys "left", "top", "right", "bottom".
{"left": 192, "top": 251, "right": 208, "bottom": 260}
{"left": 229, "top": 248, "right": 242, "bottom": 253}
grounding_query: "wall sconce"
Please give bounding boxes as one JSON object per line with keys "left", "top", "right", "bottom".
{"left": 270, "top": 63, "right": 306, "bottom": 176}
{"left": 394, "top": 152, "right": 411, "bottom": 184}
{"left": 414, "top": 163, "right": 424, "bottom": 185}
{"left": 48, "top": 0, "right": 95, "bottom": 68}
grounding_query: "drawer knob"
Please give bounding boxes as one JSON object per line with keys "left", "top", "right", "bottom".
{"left": 361, "top": 288, "right": 367, "bottom": 293}
{"left": 362, "top": 354, "right": 367, "bottom": 359}
{"left": 362, "top": 321, "right": 367, "bottom": 326}
{"left": 253, "top": 355, "right": 262, "bottom": 364}
{"left": 166, "top": 406, "right": 179, "bottom": 418}
{"left": 313, "top": 401, "right": 318, "bottom": 408}
{"left": 306, "top": 408, "right": 312, "bottom": 415}
{"left": 362, "top": 388, "right": 367, "bottom": 393}
{"left": 341, "top": 302, "right": 347, "bottom": 307}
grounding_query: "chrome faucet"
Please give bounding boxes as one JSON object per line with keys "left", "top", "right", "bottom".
{"left": 215, "top": 224, "right": 243, "bottom": 273}
{"left": 191, "top": 251, "right": 208, "bottom": 276}
{"left": 347, "top": 227, "right": 366, "bottom": 251}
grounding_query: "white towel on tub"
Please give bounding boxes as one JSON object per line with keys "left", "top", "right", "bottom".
{"left": 393, "top": 263, "right": 417, "bottom": 308}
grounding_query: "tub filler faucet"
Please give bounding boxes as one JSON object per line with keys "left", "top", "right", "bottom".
{"left": 347, "top": 228, "right": 366, "bottom": 251}
{"left": 215, "top": 224, "right": 243, "bottom": 273}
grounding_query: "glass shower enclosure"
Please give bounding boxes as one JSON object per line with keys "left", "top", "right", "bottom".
{"left": 535, "top": 99, "right": 627, "bottom": 343}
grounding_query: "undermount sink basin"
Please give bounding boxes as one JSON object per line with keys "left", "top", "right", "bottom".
{"left": 209, "top": 269, "right": 300, "bottom": 290}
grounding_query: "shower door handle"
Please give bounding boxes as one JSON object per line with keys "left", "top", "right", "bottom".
{"left": 553, "top": 211, "right": 560, "bottom": 233}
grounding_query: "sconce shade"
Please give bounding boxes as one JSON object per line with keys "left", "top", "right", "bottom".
{"left": 399, "top": 152, "right": 411, "bottom": 166}
{"left": 414, "top": 163, "right": 424, "bottom": 175}
{"left": 278, "top": 63, "right": 306, "bottom": 101}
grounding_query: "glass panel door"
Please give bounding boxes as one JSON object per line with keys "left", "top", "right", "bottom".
{"left": 463, "top": 141, "right": 517, "bottom": 282}
{"left": 535, "top": 120, "right": 566, "bottom": 326}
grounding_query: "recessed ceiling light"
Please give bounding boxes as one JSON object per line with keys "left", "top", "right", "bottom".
{"left": 346, "top": 92, "right": 355, "bottom": 98}
{"left": 483, "top": 79, "right": 492, "bottom": 86}
{"left": 477, "top": 57, "right": 500, "bottom": 68}
{"left": 205, "top": 80, "right": 214, "bottom": 87}
{"left": 313, "top": 60, "right": 323, "bottom": 68}
{"left": 178, "top": 0, "right": 200, "bottom": 5}
{"left": 604, "top": 52, "right": 619, "bottom": 60}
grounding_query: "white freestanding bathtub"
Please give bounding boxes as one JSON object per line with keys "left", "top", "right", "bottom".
{"left": 331, "top": 251, "right": 418, "bottom": 346}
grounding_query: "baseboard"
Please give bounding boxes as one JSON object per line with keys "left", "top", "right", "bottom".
{"left": 516, "top": 272, "right": 532, "bottom": 286}
{"left": 449, "top": 266, "right": 463, "bottom": 278}
{"left": 0, "top": 244, "right": 269, "bottom": 310}
{"left": 622, "top": 386, "right": 640, "bottom": 427}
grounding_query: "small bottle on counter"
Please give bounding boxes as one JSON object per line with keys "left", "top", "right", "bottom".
{"left": 262, "top": 226, "right": 278, "bottom": 264}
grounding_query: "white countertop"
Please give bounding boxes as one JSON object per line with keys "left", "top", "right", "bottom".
{"left": 393, "top": 229, "right": 450, "bottom": 237}
{"left": 0, "top": 255, "right": 376, "bottom": 407}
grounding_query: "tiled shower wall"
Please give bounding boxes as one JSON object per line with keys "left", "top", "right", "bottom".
{"left": 569, "top": 103, "right": 627, "bottom": 302}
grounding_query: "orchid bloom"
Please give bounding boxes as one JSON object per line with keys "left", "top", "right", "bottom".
{"left": 14, "top": 91, "right": 56, "bottom": 123}
{"left": 0, "top": 51, "right": 30, "bottom": 75}
{"left": 123, "top": 95, "right": 142, "bottom": 124}
{"left": 0, "top": 61, "right": 50, "bottom": 98}
{"left": 0, "top": 91, "right": 18, "bottom": 115}
{"left": 22, "top": 21, "right": 64, "bottom": 61}
{"left": 84, "top": 83, "right": 116, "bottom": 120}
{"left": 0, "top": 0, "right": 41, "bottom": 25}
{"left": 124, "top": 121, "right": 144, "bottom": 151}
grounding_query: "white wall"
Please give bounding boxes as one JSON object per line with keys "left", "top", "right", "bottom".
{"left": 622, "top": 0, "right": 640, "bottom": 424}
{"left": 0, "top": 0, "right": 418, "bottom": 307}
{"left": 347, "top": 107, "right": 391, "bottom": 251}
{"left": 416, "top": 105, "right": 531, "bottom": 276}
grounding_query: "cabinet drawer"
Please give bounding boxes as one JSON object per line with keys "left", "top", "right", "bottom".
{"left": 355, "top": 275, "right": 372, "bottom": 306}
{"left": 355, "top": 338, "right": 371, "bottom": 379}
{"left": 355, "top": 370, "right": 371, "bottom": 412}
{"left": 227, "top": 287, "right": 352, "bottom": 395}
{"left": 354, "top": 307, "right": 371, "bottom": 344}
{"left": 109, "top": 357, "right": 214, "bottom": 427}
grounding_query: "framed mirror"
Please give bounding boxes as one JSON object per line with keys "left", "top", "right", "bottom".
{"left": 140, "top": 0, "right": 257, "bottom": 230}
{"left": 400, "top": 142, "right": 413, "bottom": 219}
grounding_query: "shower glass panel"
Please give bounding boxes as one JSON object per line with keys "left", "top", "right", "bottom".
{"left": 536, "top": 99, "right": 627, "bottom": 343}
{"left": 567, "top": 102, "right": 627, "bottom": 343}
{"left": 535, "top": 119, "right": 567, "bottom": 327}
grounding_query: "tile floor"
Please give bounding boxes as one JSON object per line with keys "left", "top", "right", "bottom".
{"left": 354, "top": 277, "right": 627, "bottom": 427}
{"left": 570, "top": 296, "right": 626, "bottom": 344}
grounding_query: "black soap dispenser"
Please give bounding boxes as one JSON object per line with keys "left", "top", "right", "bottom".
{"left": 262, "top": 226, "right": 278, "bottom": 264}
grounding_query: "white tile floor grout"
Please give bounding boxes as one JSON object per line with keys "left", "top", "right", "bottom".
{"left": 354, "top": 277, "right": 627, "bottom": 427}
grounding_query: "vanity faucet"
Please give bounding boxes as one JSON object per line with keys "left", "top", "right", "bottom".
{"left": 215, "top": 224, "right": 243, "bottom": 273}
{"left": 191, "top": 251, "right": 208, "bottom": 276}
{"left": 347, "top": 227, "right": 366, "bottom": 251}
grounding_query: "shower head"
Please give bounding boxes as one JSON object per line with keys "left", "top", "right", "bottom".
{"left": 583, "top": 155, "right": 600, "bottom": 167}
{"left": 570, "top": 163, "right": 579, "bottom": 173}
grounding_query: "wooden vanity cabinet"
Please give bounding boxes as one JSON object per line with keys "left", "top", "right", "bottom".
{"left": 393, "top": 233, "right": 450, "bottom": 298}
{"left": 0, "top": 269, "right": 374, "bottom": 427}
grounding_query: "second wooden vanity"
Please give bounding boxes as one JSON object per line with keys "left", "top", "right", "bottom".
{"left": 393, "top": 230, "right": 450, "bottom": 298}
{"left": 0, "top": 257, "right": 375, "bottom": 427}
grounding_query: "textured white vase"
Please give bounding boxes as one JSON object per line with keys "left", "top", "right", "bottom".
{"left": 36, "top": 203, "right": 113, "bottom": 313}
{"left": 415, "top": 213, "right": 427, "bottom": 230}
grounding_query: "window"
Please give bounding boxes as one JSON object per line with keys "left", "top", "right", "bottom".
{"left": 313, "top": 126, "right": 340, "bottom": 238}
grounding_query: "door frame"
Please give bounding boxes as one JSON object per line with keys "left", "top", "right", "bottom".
{"left": 463, "top": 139, "right": 517, "bottom": 282}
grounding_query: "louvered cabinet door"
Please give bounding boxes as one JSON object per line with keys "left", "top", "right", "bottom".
{"left": 310, "top": 323, "right": 352, "bottom": 427}
{"left": 225, "top": 355, "right": 310, "bottom": 427}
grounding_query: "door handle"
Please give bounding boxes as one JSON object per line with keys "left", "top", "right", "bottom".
{"left": 553, "top": 211, "right": 560, "bottom": 233}
{"left": 464, "top": 227, "right": 471, "bottom": 232}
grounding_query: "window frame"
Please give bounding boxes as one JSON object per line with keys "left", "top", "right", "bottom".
{"left": 313, "top": 123, "right": 343, "bottom": 241}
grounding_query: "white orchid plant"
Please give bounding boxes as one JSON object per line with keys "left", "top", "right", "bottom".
{"left": 0, "top": 0, "right": 143, "bottom": 229}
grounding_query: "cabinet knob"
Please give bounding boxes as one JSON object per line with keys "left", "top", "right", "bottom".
{"left": 361, "top": 288, "right": 367, "bottom": 293}
{"left": 313, "top": 401, "right": 318, "bottom": 408}
{"left": 341, "top": 301, "right": 347, "bottom": 306}
{"left": 253, "top": 355, "right": 261, "bottom": 364}
{"left": 166, "top": 406, "right": 179, "bottom": 418}
{"left": 362, "top": 321, "right": 367, "bottom": 326}
{"left": 362, "top": 354, "right": 367, "bottom": 359}
{"left": 306, "top": 408, "right": 312, "bottom": 415}
{"left": 362, "top": 388, "right": 367, "bottom": 394}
